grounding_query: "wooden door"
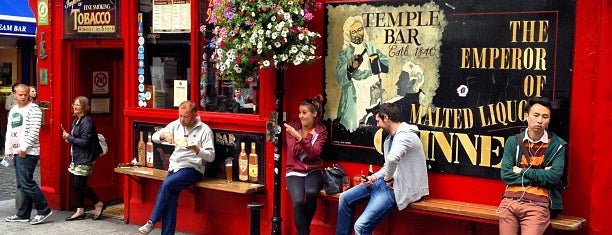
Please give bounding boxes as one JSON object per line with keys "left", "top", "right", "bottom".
{"left": 70, "top": 48, "right": 124, "bottom": 205}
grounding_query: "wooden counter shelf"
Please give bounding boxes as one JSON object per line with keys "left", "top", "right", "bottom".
{"left": 115, "top": 166, "right": 264, "bottom": 194}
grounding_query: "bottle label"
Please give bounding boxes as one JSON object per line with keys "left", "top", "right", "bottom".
{"left": 249, "top": 164, "right": 258, "bottom": 178}
{"left": 239, "top": 158, "right": 248, "bottom": 180}
{"left": 138, "top": 146, "right": 146, "bottom": 163}
{"left": 146, "top": 152, "right": 153, "bottom": 166}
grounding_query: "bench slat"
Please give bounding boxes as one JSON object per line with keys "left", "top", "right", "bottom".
{"left": 319, "top": 191, "right": 584, "bottom": 231}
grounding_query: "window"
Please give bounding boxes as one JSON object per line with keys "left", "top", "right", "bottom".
{"left": 137, "top": 0, "right": 191, "bottom": 109}
{"left": 197, "top": 0, "right": 258, "bottom": 114}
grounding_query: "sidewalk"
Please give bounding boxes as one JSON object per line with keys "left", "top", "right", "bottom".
{"left": 0, "top": 199, "right": 192, "bottom": 235}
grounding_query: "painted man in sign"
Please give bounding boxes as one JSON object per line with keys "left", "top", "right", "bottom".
{"left": 336, "top": 15, "right": 389, "bottom": 132}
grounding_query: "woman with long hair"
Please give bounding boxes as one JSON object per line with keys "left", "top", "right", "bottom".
{"left": 61, "top": 96, "right": 105, "bottom": 220}
{"left": 283, "top": 94, "right": 327, "bottom": 235}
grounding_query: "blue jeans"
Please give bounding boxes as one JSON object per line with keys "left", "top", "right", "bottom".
{"left": 336, "top": 178, "right": 396, "bottom": 235}
{"left": 149, "top": 167, "right": 202, "bottom": 235}
{"left": 14, "top": 154, "right": 51, "bottom": 219}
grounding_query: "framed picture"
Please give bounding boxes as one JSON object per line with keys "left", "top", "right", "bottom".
{"left": 322, "top": 1, "right": 575, "bottom": 179}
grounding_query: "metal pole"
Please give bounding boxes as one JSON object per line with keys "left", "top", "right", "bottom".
{"left": 248, "top": 202, "right": 264, "bottom": 235}
{"left": 271, "top": 67, "right": 284, "bottom": 235}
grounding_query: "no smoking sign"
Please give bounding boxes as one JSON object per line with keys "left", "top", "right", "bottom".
{"left": 92, "top": 71, "right": 109, "bottom": 94}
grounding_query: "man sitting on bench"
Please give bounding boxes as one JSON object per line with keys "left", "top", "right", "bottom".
{"left": 336, "top": 103, "right": 429, "bottom": 235}
{"left": 498, "top": 97, "right": 567, "bottom": 235}
{"left": 138, "top": 101, "right": 215, "bottom": 235}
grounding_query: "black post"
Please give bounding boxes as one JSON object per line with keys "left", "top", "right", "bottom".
{"left": 271, "top": 67, "right": 284, "bottom": 235}
{"left": 248, "top": 202, "right": 264, "bottom": 235}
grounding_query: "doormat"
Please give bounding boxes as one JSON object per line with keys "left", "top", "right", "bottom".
{"left": 87, "top": 203, "right": 124, "bottom": 220}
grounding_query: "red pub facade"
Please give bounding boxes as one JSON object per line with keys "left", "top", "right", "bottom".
{"left": 28, "top": 0, "right": 611, "bottom": 234}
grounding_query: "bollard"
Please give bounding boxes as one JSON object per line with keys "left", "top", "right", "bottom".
{"left": 247, "top": 202, "right": 264, "bottom": 235}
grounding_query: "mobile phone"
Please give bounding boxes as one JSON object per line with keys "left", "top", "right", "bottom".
{"left": 361, "top": 175, "right": 369, "bottom": 182}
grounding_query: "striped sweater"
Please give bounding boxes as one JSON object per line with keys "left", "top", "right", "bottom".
{"left": 4, "top": 102, "right": 42, "bottom": 156}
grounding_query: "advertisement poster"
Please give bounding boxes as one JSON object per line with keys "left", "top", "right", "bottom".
{"left": 323, "top": 1, "right": 575, "bottom": 179}
{"left": 133, "top": 122, "right": 265, "bottom": 183}
{"left": 63, "top": 0, "right": 120, "bottom": 38}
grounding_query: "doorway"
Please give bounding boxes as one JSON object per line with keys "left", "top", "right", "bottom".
{"left": 68, "top": 48, "right": 124, "bottom": 210}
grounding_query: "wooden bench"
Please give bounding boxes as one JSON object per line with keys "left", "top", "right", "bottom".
{"left": 319, "top": 191, "right": 585, "bottom": 231}
{"left": 115, "top": 166, "right": 265, "bottom": 194}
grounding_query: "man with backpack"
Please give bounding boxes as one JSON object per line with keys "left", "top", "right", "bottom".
{"left": 498, "top": 97, "right": 567, "bottom": 235}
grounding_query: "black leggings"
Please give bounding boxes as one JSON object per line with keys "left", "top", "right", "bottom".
{"left": 286, "top": 171, "right": 323, "bottom": 235}
{"left": 72, "top": 174, "right": 100, "bottom": 208}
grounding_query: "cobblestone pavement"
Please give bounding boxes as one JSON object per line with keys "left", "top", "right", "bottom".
{"left": 0, "top": 160, "right": 40, "bottom": 201}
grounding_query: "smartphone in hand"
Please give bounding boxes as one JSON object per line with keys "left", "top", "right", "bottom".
{"left": 361, "top": 175, "right": 369, "bottom": 182}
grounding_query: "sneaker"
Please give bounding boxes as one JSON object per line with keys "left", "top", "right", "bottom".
{"left": 5, "top": 215, "right": 29, "bottom": 222}
{"left": 29, "top": 211, "right": 53, "bottom": 225}
{"left": 139, "top": 220, "right": 154, "bottom": 234}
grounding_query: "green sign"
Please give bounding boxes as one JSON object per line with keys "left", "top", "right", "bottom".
{"left": 37, "top": 0, "right": 49, "bottom": 26}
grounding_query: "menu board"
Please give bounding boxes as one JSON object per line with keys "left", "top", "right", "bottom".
{"left": 152, "top": 0, "right": 191, "bottom": 33}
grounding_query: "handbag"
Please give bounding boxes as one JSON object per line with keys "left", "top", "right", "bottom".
{"left": 323, "top": 164, "right": 346, "bottom": 195}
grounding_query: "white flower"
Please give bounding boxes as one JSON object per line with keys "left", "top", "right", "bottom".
{"left": 272, "top": 32, "right": 278, "bottom": 39}
{"left": 252, "top": 12, "right": 256, "bottom": 17}
{"left": 274, "top": 42, "right": 281, "bottom": 48}
{"left": 284, "top": 13, "right": 290, "bottom": 20}
{"left": 234, "top": 64, "right": 242, "bottom": 73}
{"left": 271, "top": 16, "right": 276, "bottom": 21}
{"left": 267, "top": 23, "right": 272, "bottom": 29}
{"left": 298, "top": 34, "right": 304, "bottom": 40}
{"left": 263, "top": 60, "right": 270, "bottom": 67}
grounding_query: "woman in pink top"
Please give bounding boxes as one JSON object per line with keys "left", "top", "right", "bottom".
{"left": 283, "top": 94, "right": 327, "bottom": 235}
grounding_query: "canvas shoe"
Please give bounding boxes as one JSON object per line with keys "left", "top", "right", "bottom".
{"left": 139, "top": 220, "right": 155, "bottom": 234}
{"left": 5, "top": 215, "right": 29, "bottom": 222}
{"left": 29, "top": 211, "right": 53, "bottom": 225}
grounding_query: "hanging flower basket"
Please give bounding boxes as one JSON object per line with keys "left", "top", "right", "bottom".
{"left": 207, "top": 0, "right": 322, "bottom": 84}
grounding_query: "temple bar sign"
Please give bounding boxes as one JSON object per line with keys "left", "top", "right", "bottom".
{"left": 322, "top": 1, "right": 575, "bottom": 179}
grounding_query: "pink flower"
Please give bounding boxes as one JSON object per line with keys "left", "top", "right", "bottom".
{"left": 237, "top": 57, "right": 242, "bottom": 64}
{"left": 199, "top": 25, "right": 206, "bottom": 33}
{"left": 250, "top": 56, "right": 257, "bottom": 63}
{"left": 315, "top": 2, "right": 323, "bottom": 11}
{"left": 304, "top": 11, "right": 313, "bottom": 21}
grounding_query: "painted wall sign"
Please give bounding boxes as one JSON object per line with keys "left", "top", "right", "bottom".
{"left": 322, "top": 1, "right": 575, "bottom": 179}
{"left": 63, "top": 0, "right": 120, "bottom": 38}
{"left": 133, "top": 122, "right": 265, "bottom": 183}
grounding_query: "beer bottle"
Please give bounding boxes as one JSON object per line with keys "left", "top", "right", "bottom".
{"left": 238, "top": 142, "right": 248, "bottom": 181}
{"left": 368, "top": 164, "right": 374, "bottom": 176}
{"left": 146, "top": 133, "right": 154, "bottom": 167}
{"left": 137, "top": 131, "right": 146, "bottom": 165}
{"left": 248, "top": 142, "right": 258, "bottom": 183}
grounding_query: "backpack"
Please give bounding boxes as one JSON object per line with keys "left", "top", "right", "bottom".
{"left": 97, "top": 133, "right": 108, "bottom": 157}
